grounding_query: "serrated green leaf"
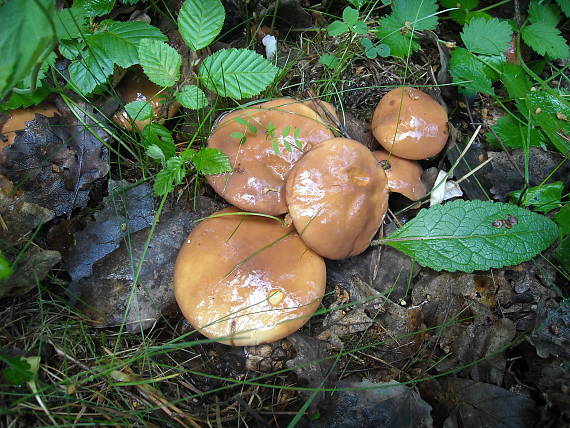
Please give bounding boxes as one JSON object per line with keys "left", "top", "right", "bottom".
{"left": 485, "top": 115, "right": 543, "bottom": 149}
{"left": 556, "top": 0, "right": 570, "bottom": 17}
{"left": 319, "top": 54, "right": 340, "bottom": 69}
{"left": 68, "top": 49, "right": 114, "bottom": 95}
{"left": 393, "top": 0, "right": 439, "bottom": 31}
{"left": 449, "top": 47, "right": 494, "bottom": 95}
{"left": 351, "top": 20, "right": 369, "bottom": 34}
{"left": 55, "top": 7, "right": 88, "bottom": 40}
{"left": 461, "top": 17, "right": 512, "bottom": 56}
{"left": 0, "top": 252, "right": 12, "bottom": 280}
{"left": 526, "top": 89, "right": 570, "bottom": 154}
{"left": 528, "top": 0, "right": 561, "bottom": 26}
{"left": 59, "top": 39, "right": 84, "bottom": 60}
{"left": 441, "top": 0, "right": 479, "bottom": 24}
{"left": 555, "top": 204, "right": 570, "bottom": 236}
{"left": 87, "top": 21, "right": 166, "bottom": 69}
{"left": 2, "top": 356, "right": 33, "bottom": 385}
{"left": 124, "top": 100, "right": 153, "bottom": 121}
{"left": 153, "top": 156, "right": 186, "bottom": 196}
{"left": 376, "top": 14, "right": 419, "bottom": 57}
{"left": 385, "top": 200, "right": 558, "bottom": 272}
{"left": 178, "top": 0, "right": 225, "bottom": 51}
{"left": 141, "top": 123, "right": 176, "bottom": 159}
{"left": 75, "top": 0, "right": 115, "bottom": 17}
{"left": 146, "top": 144, "right": 166, "bottom": 166}
{"left": 327, "top": 20, "right": 349, "bottom": 36}
{"left": 0, "top": 86, "right": 52, "bottom": 111}
{"left": 522, "top": 22, "right": 569, "bottom": 59}
{"left": 508, "top": 182, "right": 564, "bottom": 214}
{"left": 190, "top": 147, "right": 232, "bottom": 175}
{"left": 138, "top": 39, "right": 181, "bottom": 87}
{"left": 500, "top": 63, "right": 532, "bottom": 117}
{"left": 176, "top": 85, "right": 208, "bottom": 109}
{"left": 343, "top": 6, "right": 359, "bottom": 24}
{"left": 199, "top": 48, "right": 280, "bottom": 99}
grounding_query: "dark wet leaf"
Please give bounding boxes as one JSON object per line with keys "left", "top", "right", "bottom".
{"left": 528, "top": 299, "right": 570, "bottom": 359}
{"left": 64, "top": 180, "right": 155, "bottom": 282}
{"left": 315, "top": 380, "right": 433, "bottom": 428}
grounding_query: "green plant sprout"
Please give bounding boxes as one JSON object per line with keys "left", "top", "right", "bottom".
{"left": 229, "top": 116, "right": 303, "bottom": 154}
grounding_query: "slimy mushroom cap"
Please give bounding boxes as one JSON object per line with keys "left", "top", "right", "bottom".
{"left": 373, "top": 149, "right": 426, "bottom": 201}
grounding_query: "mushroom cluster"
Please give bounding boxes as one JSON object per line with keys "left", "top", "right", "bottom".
{"left": 174, "top": 89, "right": 448, "bottom": 345}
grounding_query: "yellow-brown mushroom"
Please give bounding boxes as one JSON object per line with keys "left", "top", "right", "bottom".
{"left": 373, "top": 150, "right": 426, "bottom": 201}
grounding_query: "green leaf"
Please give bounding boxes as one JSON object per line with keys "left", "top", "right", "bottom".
{"left": 176, "top": 85, "right": 209, "bottom": 110}
{"left": 0, "top": 86, "right": 52, "bottom": 111}
{"left": 55, "top": 7, "right": 88, "bottom": 40}
{"left": 59, "top": 39, "right": 85, "bottom": 60}
{"left": 555, "top": 235, "right": 570, "bottom": 271}
{"left": 342, "top": 6, "right": 359, "bottom": 25}
{"left": 327, "top": 20, "right": 349, "bottom": 36}
{"left": 0, "top": 0, "right": 57, "bottom": 100}
{"left": 485, "top": 115, "right": 543, "bottom": 149}
{"left": 528, "top": 0, "right": 561, "bottom": 26}
{"left": 376, "top": 14, "right": 419, "bottom": 57}
{"left": 2, "top": 356, "right": 33, "bottom": 385}
{"left": 0, "top": 252, "right": 13, "bottom": 280}
{"left": 508, "top": 182, "right": 564, "bottom": 214}
{"left": 124, "top": 100, "right": 153, "bottom": 121}
{"left": 68, "top": 49, "right": 114, "bottom": 95}
{"left": 441, "top": 0, "right": 479, "bottom": 25}
{"left": 526, "top": 89, "right": 570, "bottom": 154}
{"left": 347, "top": 0, "right": 367, "bottom": 9}
{"left": 393, "top": 0, "right": 439, "bottom": 31}
{"left": 141, "top": 123, "right": 176, "bottom": 159}
{"left": 178, "top": 0, "right": 225, "bottom": 51}
{"left": 319, "top": 54, "right": 340, "bottom": 69}
{"left": 521, "top": 22, "right": 569, "bottom": 59}
{"left": 385, "top": 200, "right": 558, "bottom": 272}
{"left": 74, "top": 0, "right": 115, "bottom": 17}
{"left": 449, "top": 47, "right": 494, "bottom": 95}
{"left": 189, "top": 147, "right": 232, "bottom": 175}
{"left": 555, "top": 204, "right": 570, "bottom": 236}
{"left": 199, "top": 48, "right": 280, "bottom": 99}
{"left": 500, "top": 63, "right": 532, "bottom": 116}
{"left": 146, "top": 144, "right": 166, "bottom": 166}
{"left": 461, "top": 17, "right": 512, "bottom": 56}
{"left": 87, "top": 21, "right": 166, "bottom": 69}
{"left": 556, "top": 0, "right": 570, "bottom": 17}
{"left": 153, "top": 156, "right": 186, "bottom": 196}
{"left": 138, "top": 39, "right": 181, "bottom": 87}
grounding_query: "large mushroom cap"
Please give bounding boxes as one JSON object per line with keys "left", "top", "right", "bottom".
{"left": 1, "top": 105, "right": 59, "bottom": 151}
{"left": 371, "top": 87, "right": 448, "bottom": 160}
{"left": 285, "top": 138, "right": 389, "bottom": 260}
{"left": 206, "top": 98, "right": 335, "bottom": 215}
{"left": 173, "top": 207, "right": 326, "bottom": 346}
{"left": 113, "top": 67, "right": 180, "bottom": 132}
{"left": 373, "top": 150, "right": 426, "bottom": 201}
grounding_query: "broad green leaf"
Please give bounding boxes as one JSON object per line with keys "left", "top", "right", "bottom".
{"left": 19, "top": 52, "right": 56, "bottom": 91}
{"left": 441, "top": 0, "right": 479, "bottom": 24}
{"left": 528, "top": 0, "right": 561, "bottom": 26}
{"left": 124, "top": 100, "right": 153, "bottom": 121}
{"left": 74, "top": 0, "right": 115, "bottom": 17}
{"left": 146, "top": 144, "right": 166, "bottom": 166}
{"left": 556, "top": 0, "right": 570, "bottom": 17}
{"left": 1, "top": 356, "right": 33, "bottom": 385}
{"left": 141, "top": 123, "right": 176, "bottom": 159}
{"left": 87, "top": 21, "right": 166, "bottom": 68}
{"left": 555, "top": 204, "right": 570, "bottom": 236}
{"left": 176, "top": 85, "right": 208, "bottom": 110}
{"left": 342, "top": 7, "right": 360, "bottom": 25}
{"left": 178, "top": 0, "right": 225, "bottom": 51}
{"left": 500, "top": 63, "right": 532, "bottom": 117}
{"left": 199, "top": 48, "right": 280, "bottom": 99}
{"left": 68, "top": 49, "right": 114, "bottom": 95}
{"left": 376, "top": 14, "right": 419, "bottom": 58}
{"left": 138, "top": 39, "right": 181, "bottom": 87}
{"left": 393, "top": 0, "right": 439, "bottom": 31}
{"left": 153, "top": 156, "right": 185, "bottom": 196}
{"left": 0, "top": 86, "right": 52, "bottom": 111}
{"left": 0, "top": 0, "right": 57, "bottom": 100}
{"left": 319, "top": 54, "right": 340, "bottom": 69}
{"left": 351, "top": 20, "right": 369, "bottom": 35}
{"left": 327, "top": 20, "right": 349, "bottom": 36}
{"left": 522, "top": 22, "right": 569, "bottom": 59}
{"left": 449, "top": 47, "right": 494, "bottom": 95}
{"left": 59, "top": 39, "right": 85, "bottom": 60}
{"left": 55, "top": 7, "right": 88, "bottom": 40}
{"left": 189, "top": 147, "right": 232, "bottom": 175}
{"left": 508, "top": 181, "right": 564, "bottom": 214}
{"left": 555, "top": 235, "right": 570, "bottom": 271}
{"left": 0, "top": 253, "right": 12, "bottom": 280}
{"left": 526, "top": 89, "right": 570, "bottom": 154}
{"left": 385, "top": 200, "right": 558, "bottom": 272}
{"left": 485, "top": 115, "right": 543, "bottom": 149}
{"left": 461, "top": 17, "right": 512, "bottom": 56}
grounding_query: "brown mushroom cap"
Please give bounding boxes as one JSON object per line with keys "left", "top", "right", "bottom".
{"left": 285, "top": 138, "right": 389, "bottom": 260}
{"left": 206, "top": 98, "right": 335, "bottom": 215}
{"left": 173, "top": 207, "right": 326, "bottom": 346}
{"left": 113, "top": 67, "right": 180, "bottom": 132}
{"left": 1, "top": 105, "right": 59, "bottom": 151}
{"left": 371, "top": 87, "right": 448, "bottom": 160}
{"left": 373, "top": 150, "right": 426, "bottom": 201}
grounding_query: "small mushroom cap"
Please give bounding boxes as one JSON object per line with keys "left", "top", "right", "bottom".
{"left": 373, "top": 150, "right": 426, "bottom": 201}
{"left": 112, "top": 67, "right": 180, "bottom": 132}
{"left": 285, "top": 138, "right": 389, "bottom": 260}
{"left": 173, "top": 207, "right": 326, "bottom": 346}
{"left": 206, "top": 98, "right": 335, "bottom": 215}
{"left": 371, "top": 87, "right": 448, "bottom": 160}
{"left": 1, "top": 105, "right": 59, "bottom": 150}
